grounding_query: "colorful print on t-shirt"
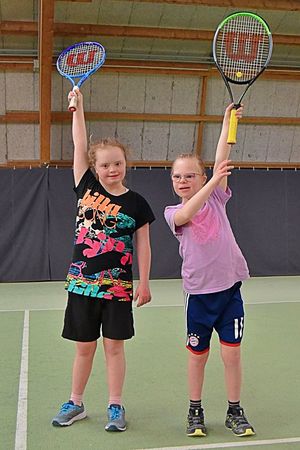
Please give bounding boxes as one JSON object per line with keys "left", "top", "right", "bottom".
{"left": 65, "top": 170, "right": 155, "bottom": 301}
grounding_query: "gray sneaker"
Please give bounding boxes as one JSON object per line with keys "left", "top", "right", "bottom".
{"left": 225, "top": 407, "right": 255, "bottom": 437}
{"left": 186, "top": 407, "right": 207, "bottom": 437}
{"left": 52, "top": 400, "right": 87, "bottom": 427}
{"left": 105, "top": 404, "right": 126, "bottom": 432}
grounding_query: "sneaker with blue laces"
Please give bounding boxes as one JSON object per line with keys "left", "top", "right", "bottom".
{"left": 105, "top": 404, "right": 126, "bottom": 432}
{"left": 52, "top": 400, "right": 87, "bottom": 427}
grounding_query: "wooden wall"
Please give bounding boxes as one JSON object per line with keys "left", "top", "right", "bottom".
{"left": 1, "top": 64, "right": 300, "bottom": 167}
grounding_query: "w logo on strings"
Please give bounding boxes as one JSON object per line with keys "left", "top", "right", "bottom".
{"left": 66, "top": 50, "right": 97, "bottom": 66}
{"left": 225, "top": 32, "right": 264, "bottom": 63}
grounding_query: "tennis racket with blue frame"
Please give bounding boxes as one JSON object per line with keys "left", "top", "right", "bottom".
{"left": 213, "top": 12, "right": 273, "bottom": 144}
{"left": 56, "top": 41, "right": 106, "bottom": 112}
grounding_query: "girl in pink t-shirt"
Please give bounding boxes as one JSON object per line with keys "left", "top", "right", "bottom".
{"left": 164, "top": 104, "right": 255, "bottom": 438}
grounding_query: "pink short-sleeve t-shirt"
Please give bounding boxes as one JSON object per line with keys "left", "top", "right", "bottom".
{"left": 164, "top": 186, "right": 249, "bottom": 294}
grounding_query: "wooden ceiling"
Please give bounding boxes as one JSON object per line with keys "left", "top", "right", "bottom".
{"left": 0, "top": 0, "right": 300, "bottom": 67}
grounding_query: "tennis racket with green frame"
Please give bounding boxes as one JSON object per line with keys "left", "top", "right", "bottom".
{"left": 213, "top": 12, "right": 273, "bottom": 144}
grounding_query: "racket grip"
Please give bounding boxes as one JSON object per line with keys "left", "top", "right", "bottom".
{"left": 68, "top": 94, "right": 77, "bottom": 112}
{"left": 227, "top": 108, "right": 238, "bottom": 145}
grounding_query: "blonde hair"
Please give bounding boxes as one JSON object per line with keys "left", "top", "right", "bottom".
{"left": 88, "top": 137, "right": 129, "bottom": 168}
{"left": 172, "top": 153, "right": 206, "bottom": 175}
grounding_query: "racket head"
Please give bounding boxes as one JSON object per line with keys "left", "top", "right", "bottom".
{"left": 213, "top": 12, "right": 273, "bottom": 85}
{"left": 56, "top": 41, "right": 106, "bottom": 87}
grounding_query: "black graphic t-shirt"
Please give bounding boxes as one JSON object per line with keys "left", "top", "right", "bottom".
{"left": 65, "top": 169, "right": 155, "bottom": 301}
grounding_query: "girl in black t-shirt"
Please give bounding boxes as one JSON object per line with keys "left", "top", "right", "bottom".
{"left": 52, "top": 89, "right": 155, "bottom": 432}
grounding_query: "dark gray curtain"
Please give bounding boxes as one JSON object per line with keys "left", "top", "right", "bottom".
{"left": 0, "top": 167, "right": 300, "bottom": 282}
{"left": 0, "top": 169, "right": 50, "bottom": 281}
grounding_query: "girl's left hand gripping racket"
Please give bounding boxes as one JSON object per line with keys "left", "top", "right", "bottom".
{"left": 56, "top": 41, "right": 106, "bottom": 112}
{"left": 213, "top": 12, "right": 273, "bottom": 144}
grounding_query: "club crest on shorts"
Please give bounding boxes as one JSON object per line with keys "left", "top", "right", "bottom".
{"left": 188, "top": 333, "right": 200, "bottom": 347}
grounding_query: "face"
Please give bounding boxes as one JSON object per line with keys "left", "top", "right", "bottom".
{"left": 94, "top": 146, "right": 126, "bottom": 190}
{"left": 172, "top": 158, "right": 207, "bottom": 202}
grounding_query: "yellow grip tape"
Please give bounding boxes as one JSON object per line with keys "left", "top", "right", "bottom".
{"left": 227, "top": 109, "right": 238, "bottom": 145}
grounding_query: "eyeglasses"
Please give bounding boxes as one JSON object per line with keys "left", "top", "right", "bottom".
{"left": 171, "top": 172, "right": 203, "bottom": 182}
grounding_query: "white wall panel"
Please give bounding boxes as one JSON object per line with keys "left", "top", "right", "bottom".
{"left": 271, "top": 81, "right": 300, "bottom": 117}
{"left": 241, "top": 125, "right": 270, "bottom": 162}
{"left": 51, "top": 124, "right": 63, "bottom": 160}
{"left": 52, "top": 74, "right": 64, "bottom": 112}
{"left": 0, "top": 125, "right": 7, "bottom": 163}
{"left": 116, "top": 121, "right": 143, "bottom": 160}
{"left": 168, "top": 123, "right": 198, "bottom": 160}
{"left": 7, "top": 125, "right": 36, "bottom": 160}
{"left": 91, "top": 74, "right": 118, "bottom": 112}
{"left": 6, "top": 73, "right": 37, "bottom": 111}
{"left": 246, "top": 80, "right": 276, "bottom": 116}
{"left": 266, "top": 126, "right": 296, "bottom": 162}
{"left": 1, "top": 0, "right": 35, "bottom": 20}
{"left": 206, "top": 78, "right": 229, "bottom": 114}
{"left": 290, "top": 128, "right": 300, "bottom": 162}
{"left": 142, "top": 122, "right": 170, "bottom": 160}
{"left": 90, "top": 121, "right": 118, "bottom": 143}
{"left": 129, "top": 3, "right": 165, "bottom": 26}
{"left": 61, "top": 124, "right": 73, "bottom": 161}
{"left": 0, "top": 73, "right": 5, "bottom": 115}
{"left": 201, "top": 122, "right": 221, "bottom": 162}
{"left": 171, "top": 77, "right": 201, "bottom": 114}
{"left": 145, "top": 76, "right": 172, "bottom": 114}
{"left": 118, "top": 75, "right": 145, "bottom": 113}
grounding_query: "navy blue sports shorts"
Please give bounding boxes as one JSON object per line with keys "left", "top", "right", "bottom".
{"left": 185, "top": 282, "right": 244, "bottom": 354}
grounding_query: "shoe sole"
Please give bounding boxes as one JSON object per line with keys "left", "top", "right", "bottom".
{"left": 52, "top": 411, "right": 87, "bottom": 427}
{"left": 187, "top": 429, "right": 207, "bottom": 437}
{"left": 105, "top": 424, "right": 126, "bottom": 432}
{"left": 226, "top": 424, "right": 256, "bottom": 437}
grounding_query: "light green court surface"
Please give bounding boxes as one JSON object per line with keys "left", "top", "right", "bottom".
{"left": 1, "top": 277, "right": 300, "bottom": 450}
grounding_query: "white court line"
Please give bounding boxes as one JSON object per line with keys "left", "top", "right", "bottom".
{"left": 15, "top": 310, "right": 29, "bottom": 450}
{"left": 137, "top": 436, "right": 300, "bottom": 450}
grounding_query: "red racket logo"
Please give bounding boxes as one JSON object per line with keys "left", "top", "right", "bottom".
{"left": 66, "top": 50, "right": 97, "bottom": 67}
{"left": 225, "top": 32, "right": 264, "bottom": 63}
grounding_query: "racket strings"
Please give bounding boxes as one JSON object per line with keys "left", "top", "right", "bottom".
{"left": 57, "top": 43, "right": 105, "bottom": 78}
{"left": 216, "top": 15, "right": 271, "bottom": 82}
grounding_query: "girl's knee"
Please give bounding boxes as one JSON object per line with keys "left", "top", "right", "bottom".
{"left": 76, "top": 341, "right": 97, "bottom": 357}
{"left": 103, "top": 338, "right": 124, "bottom": 357}
{"left": 221, "top": 344, "right": 241, "bottom": 366}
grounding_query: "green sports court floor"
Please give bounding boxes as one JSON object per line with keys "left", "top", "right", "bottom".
{"left": 1, "top": 277, "right": 300, "bottom": 450}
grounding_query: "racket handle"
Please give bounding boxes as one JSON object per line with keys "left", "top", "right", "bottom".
{"left": 227, "top": 108, "right": 238, "bottom": 145}
{"left": 68, "top": 94, "right": 77, "bottom": 112}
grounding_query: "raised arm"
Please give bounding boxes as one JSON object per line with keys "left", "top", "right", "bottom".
{"left": 69, "top": 89, "right": 89, "bottom": 187}
{"left": 174, "top": 159, "right": 234, "bottom": 226}
{"left": 214, "top": 103, "right": 243, "bottom": 191}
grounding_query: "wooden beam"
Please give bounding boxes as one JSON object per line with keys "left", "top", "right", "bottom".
{"left": 196, "top": 75, "right": 207, "bottom": 158}
{"left": 0, "top": 112, "right": 39, "bottom": 123}
{"left": 2, "top": 20, "right": 300, "bottom": 46}
{"left": 53, "top": 22, "right": 214, "bottom": 40}
{"left": 56, "top": 0, "right": 92, "bottom": 2}
{"left": 2, "top": 160, "right": 300, "bottom": 169}
{"left": 53, "top": 23, "right": 300, "bottom": 46}
{"left": 1, "top": 58, "right": 300, "bottom": 80}
{"left": 117, "top": 0, "right": 300, "bottom": 11}
{"left": 1, "top": 110, "right": 300, "bottom": 125}
{"left": 39, "top": 0, "right": 55, "bottom": 164}
{"left": 0, "top": 21, "right": 38, "bottom": 35}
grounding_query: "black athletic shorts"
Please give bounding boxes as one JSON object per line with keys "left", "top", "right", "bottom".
{"left": 62, "top": 292, "right": 135, "bottom": 342}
